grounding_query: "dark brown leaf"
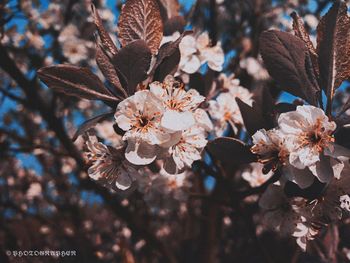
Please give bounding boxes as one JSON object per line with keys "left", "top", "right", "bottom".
{"left": 291, "top": 11, "right": 320, "bottom": 81}
{"left": 207, "top": 137, "right": 257, "bottom": 165}
{"left": 96, "top": 45, "right": 128, "bottom": 98}
{"left": 112, "top": 40, "right": 152, "bottom": 95}
{"left": 291, "top": 11, "right": 317, "bottom": 56}
{"left": 150, "top": 31, "right": 191, "bottom": 76}
{"left": 38, "top": 65, "right": 119, "bottom": 102}
{"left": 236, "top": 98, "right": 267, "bottom": 136}
{"left": 337, "top": 96, "right": 350, "bottom": 117}
{"left": 259, "top": 30, "right": 320, "bottom": 105}
{"left": 154, "top": 48, "right": 180, "bottom": 81}
{"left": 118, "top": 0, "right": 163, "bottom": 54}
{"left": 252, "top": 86, "right": 275, "bottom": 128}
{"left": 317, "top": 0, "right": 350, "bottom": 113}
{"left": 163, "top": 16, "right": 186, "bottom": 36}
{"left": 72, "top": 112, "right": 114, "bottom": 141}
{"left": 91, "top": 4, "right": 118, "bottom": 56}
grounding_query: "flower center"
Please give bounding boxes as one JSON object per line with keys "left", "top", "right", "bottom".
{"left": 301, "top": 119, "right": 334, "bottom": 153}
{"left": 138, "top": 116, "right": 149, "bottom": 127}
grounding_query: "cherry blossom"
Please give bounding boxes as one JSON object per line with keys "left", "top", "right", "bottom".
{"left": 85, "top": 135, "right": 139, "bottom": 193}
{"left": 149, "top": 76, "right": 205, "bottom": 132}
{"left": 162, "top": 126, "right": 208, "bottom": 174}
{"left": 208, "top": 74, "right": 252, "bottom": 135}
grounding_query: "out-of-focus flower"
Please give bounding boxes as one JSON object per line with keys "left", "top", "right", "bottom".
{"left": 239, "top": 57, "right": 269, "bottom": 80}
{"left": 25, "top": 31, "right": 44, "bottom": 49}
{"left": 208, "top": 74, "right": 252, "bottom": 135}
{"left": 61, "top": 39, "right": 89, "bottom": 64}
{"left": 162, "top": 31, "right": 224, "bottom": 75}
{"left": 95, "top": 121, "right": 124, "bottom": 146}
{"left": 259, "top": 184, "right": 301, "bottom": 235}
{"left": 251, "top": 128, "right": 288, "bottom": 170}
{"left": 241, "top": 163, "right": 273, "bottom": 187}
{"left": 26, "top": 182, "right": 42, "bottom": 200}
{"left": 304, "top": 14, "right": 318, "bottom": 29}
{"left": 150, "top": 76, "right": 205, "bottom": 132}
{"left": 85, "top": 135, "right": 139, "bottom": 193}
{"left": 39, "top": 3, "right": 63, "bottom": 30}
{"left": 292, "top": 217, "right": 318, "bottom": 251}
{"left": 58, "top": 24, "right": 91, "bottom": 64}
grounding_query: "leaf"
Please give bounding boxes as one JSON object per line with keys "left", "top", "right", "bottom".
{"left": 117, "top": 0, "right": 163, "bottom": 54}
{"left": 91, "top": 4, "right": 118, "bottom": 56}
{"left": 72, "top": 112, "right": 114, "bottom": 141}
{"left": 252, "top": 86, "right": 275, "bottom": 128}
{"left": 291, "top": 12, "right": 317, "bottom": 57}
{"left": 317, "top": 1, "right": 350, "bottom": 111}
{"left": 334, "top": 126, "right": 350, "bottom": 150}
{"left": 259, "top": 30, "right": 320, "bottom": 106}
{"left": 207, "top": 137, "right": 257, "bottom": 165}
{"left": 112, "top": 40, "right": 152, "bottom": 95}
{"left": 38, "top": 65, "right": 119, "bottom": 102}
{"left": 337, "top": 96, "right": 350, "bottom": 117}
{"left": 153, "top": 47, "right": 180, "bottom": 81}
{"left": 96, "top": 45, "right": 128, "bottom": 98}
{"left": 163, "top": 16, "right": 186, "bottom": 36}
{"left": 150, "top": 31, "right": 191, "bottom": 76}
{"left": 236, "top": 98, "right": 267, "bottom": 136}
{"left": 291, "top": 11, "right": 319, "bottom": 80}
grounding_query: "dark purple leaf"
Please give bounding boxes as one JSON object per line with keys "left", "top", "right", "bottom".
{"left": 38, "top": 65, "right": 119, "bottom": 102}
{"left": 154, "top": 48, "right": 180, "bottom": 81}
{"left": 207, "top": 137, "right": 257, "bottom": 165}
{"left": 291, "top": 12, "right": 320, "bottom": 89}
{"left": 117, "top": 0, "right": 163, "bottom": 54}
{"left": 259, "top": 30, "right": 319, "bottom": 105}
{"left": 317, "top": 1, "right": 350, "bottom": 113}
{"left": 112, "top": 40, "right": 152, "bottom": 95}
{"left": 236, "top": 98, "right": 267, "bottom": 136}
{"left": 163, "top": 16, "right": 185, "bottom": 36}
{"left": 150, "top": 31, "right": 191, "bottom": 76}
{"left": 96, "top": 45, "right": 127, "bottom": 98}
{"left": 91, "top": 4, "right": 118, "bottom": 56}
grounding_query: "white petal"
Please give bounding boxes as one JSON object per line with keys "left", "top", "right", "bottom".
{"left": 180, "top": 55, "right": 201, "bottom": 74}
{"left": 115, "top": 169, "right": 133, "bottom": 190}
{"left": 125, "top": 139, "right": 158, "bottom": 165}
{"left": 161, "top": 110, "right": 195, "bottom": 131}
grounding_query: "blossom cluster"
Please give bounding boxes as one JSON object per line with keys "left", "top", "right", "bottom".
{"left": 162, "top": 32, "right": 225, "bottom": 78}
{"left": 208, "top": 74, "right": 253, "bottom": 136}
{"left": 253, "top": 105, "right": 350, "bottom": 249}
{"left": 252, "top": 105, "right": 348, "bottom": 188}
{"left": 115, "top": 75, "right": 212, "bottom": 173}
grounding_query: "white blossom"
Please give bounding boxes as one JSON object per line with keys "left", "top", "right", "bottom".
{"left": 162, "top": 31, "right": 224, "bottom": 75}
{"left": 251, "top": 128, "right": 288, "bottom": 165}
{"left": 279, "top": 105, "right": 337, "bottom": 182}
{"left": 150, "top": 76, "right": 205, "bottom": 132}
{"left": 259, "top": 184, "right": 301, "bottom": 236}
{"left": 208, "top": 74, "right": 252, "bottom": 135}
{"left": 239, "top": 57, "right": 269, "bottom": 80}
{"left": 241, "top": 162, "right": 273, "bottom": 187}
{"left": 85, "top": 135, "right": 139, "bottom": 193}
{"left": 115, "top": 90, "right": 168, "bottom": 145}
{"left": 163, "top": 126, "right": 208, "bottom": 174}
